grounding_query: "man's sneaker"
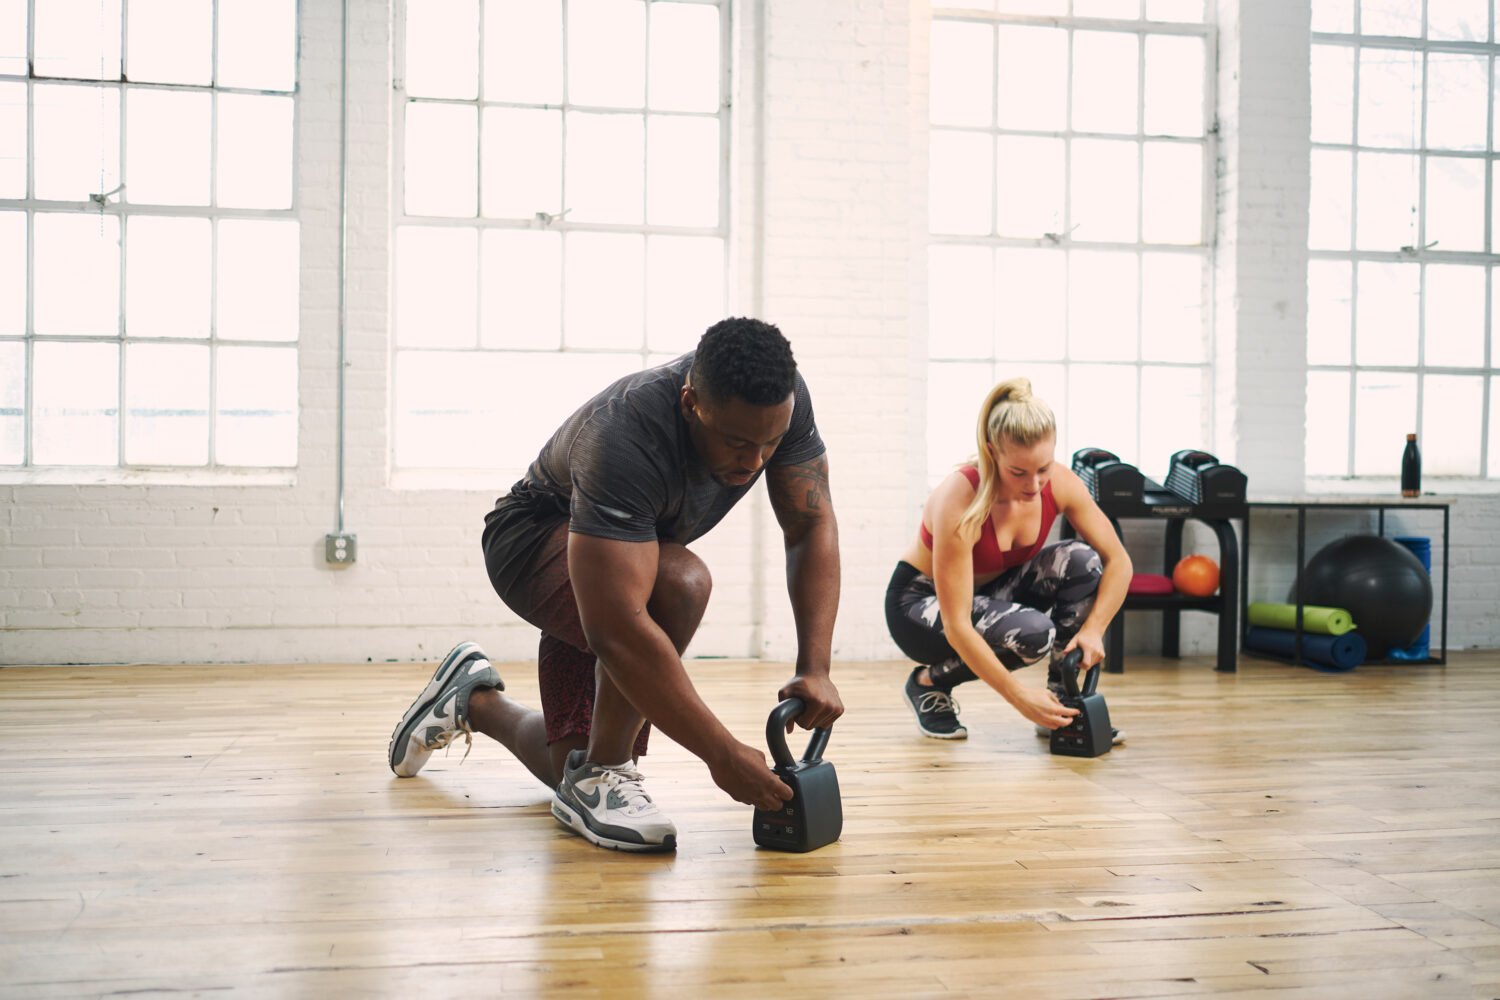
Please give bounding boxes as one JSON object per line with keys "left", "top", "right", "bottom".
{"left": 903, "top": 667, "right": 967, "bottom": 740}
{"left": 551, "top": 749, "right": 678, "bottom": 853}
{"left": 388, "top": 640, "right": 503, "bottom": 777}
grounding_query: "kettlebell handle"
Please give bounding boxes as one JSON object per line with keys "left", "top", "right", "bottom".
{"left": 765, "top": 697, "right": 831, "bottom": 769}
{"left": 1056, "top": 648, "right": 1100, "bottom": 699}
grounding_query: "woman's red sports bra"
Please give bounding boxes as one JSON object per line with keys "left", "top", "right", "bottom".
{"left": 918, "top": 466, "right": 1057, "bottom": 575}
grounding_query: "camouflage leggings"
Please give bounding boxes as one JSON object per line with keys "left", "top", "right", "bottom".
{"left": 884, "top": 539, "right": 1103, "bottom": 689}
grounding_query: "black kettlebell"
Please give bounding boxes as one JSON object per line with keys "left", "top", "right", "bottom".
{"left": 1048, "top": 649, "right": 1113, "bottom": 758}
{"left": 751, "top": 698, "right": 842, "bottom": 853}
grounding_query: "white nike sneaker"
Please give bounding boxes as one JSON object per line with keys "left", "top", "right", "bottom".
{"left": 388, "top": 641, "right": 503, "bottom": 777}
{"left": 551, "top": 748, "right": 678, "bottom": 852}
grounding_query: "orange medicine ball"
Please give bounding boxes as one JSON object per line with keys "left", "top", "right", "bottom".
{"left": 1172, "top": 554, "right": 1220, "bottom": 597}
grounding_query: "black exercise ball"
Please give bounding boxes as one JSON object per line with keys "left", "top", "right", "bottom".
{"left": 1290, "top": 534, "right": 1433, "bottom": 658}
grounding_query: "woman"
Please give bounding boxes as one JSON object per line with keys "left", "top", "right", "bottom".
{"left": 887, "top": 377, "right": 1131, "bottom": 741}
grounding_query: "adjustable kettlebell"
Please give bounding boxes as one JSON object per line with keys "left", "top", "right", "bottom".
{"left": 1048, "top": 649, "right": 1113, "bottom": 758}
{"left": 751, "top": 698, "right": 843, "bottom": 853}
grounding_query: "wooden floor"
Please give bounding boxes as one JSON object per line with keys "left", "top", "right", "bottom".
{"left": 2, "top": 654, "right": 1499, "bottom": 999}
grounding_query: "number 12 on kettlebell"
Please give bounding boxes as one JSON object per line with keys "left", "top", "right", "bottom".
{"left": 752, "top": 698, "right": 843, "bottom": 853}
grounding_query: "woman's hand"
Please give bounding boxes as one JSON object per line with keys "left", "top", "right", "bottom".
{"left": 1063, "top": 629, "right": 1107, "bottom": 669}
{"left": 1007, "top": 684, "right": 1079, "bottom": 730}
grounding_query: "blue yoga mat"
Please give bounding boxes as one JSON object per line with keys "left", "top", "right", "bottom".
{"left": 1245, "top": 626, "right": 1367, "bottom": 672}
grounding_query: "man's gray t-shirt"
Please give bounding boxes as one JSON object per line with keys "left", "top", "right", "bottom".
{"left": 483, "top": 352, "right": 825, "bottom": 595}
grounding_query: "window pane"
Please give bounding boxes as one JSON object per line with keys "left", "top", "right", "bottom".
{"left": 0, "top": 82, "right": 23, "bottom": 198}
{"left": 124, "top": 341, "right": 209, "bottom": 465}
{"left": 1425, "top": 155, "right": 1485, "bottom": 253}
{"left": 1356, "top": 261, "right": 1420, "bottom": 365}
{"left": 1426, "top": 53, "right": 1488, "bottom": 151}
{"left": 647, "top": 236, "right": 723, "bottom": 354}
{"left": 565, "top": 232, "right": 644, "bottom": 349}
{"left": 125, "top": 88, "right": 211, "bottom": 206}
{"left": 481, "top": 229, "right": 562, "bottom": 351}
{"left": 1423, "top": 264, "right": 1486, "bottom": 367}
{"left": 997, "top": 0, "right": 1066, "bottom": 12}
{"left": 1309, "top": 149, "right": 1353, "bottom": 250}
{"left": 484, "top": 0, "right": 563, "bottom": 104}
{"left": 1353, "top": 370, "right": 1416, "bottom": 476}
{"left": 1143, "top": 34, "right": 1204, "bottom": 137}
{"left": 997, "top": 26, "right": 1067, "bottom": 131}
{"left": 395, "top": 226, "right": 477, "bottom": 349}
{"left": 569, "top": 0, "right": 646, "bottom": 109}
{"left": 566, "top": 112, "right": 644, "bottom": 224}
{"left": 1358, "top": 47, "right": 1420, "bottom": 148}
{"left": 481, "top": 107, "right": 562, "bottom": 220}
{"left": 1355, "top": 151, "right": 1418, "bottom": 251}
{"left": 1140, "top": 252, "right": 1205, "bottom": 362}
{"left": 404, "top": 0, "right": 478, "bottom": 100}
{"left": 34, "top": 213, "right": 120, "bottom": 337}
{"left": 995, "top": 136, "right": 1064, "bottom": 239}
{"left": 404, "top": 102, "right": 478, "bottom": 218}
{"left": 0, "top": 0, "right": 24, "bottom": 75}
{"left": 996, "top": 249, "right": 1067, "bottom": 361}
{"left": 1146, "top": 0, "right": 1203, "bottom": 21}
{"left": 927, "top": 361, "right": 996, "bottom": 484}
{"left": 0, "top": 340, "right": 22, "bottom": 463}
{"left": 1139, "top": 365, "right": 1204, "bottom": 480}
{"left": 126, "top": 215, "right": 211, "bottom": 339}
{"left": 216, "top": 345, "right": 296, "bottom": 466}
{"left": 1069, "top": 363, "right": 1138, "bottom": 462}
{"left": 1071, "top": 138, "right": 1138, "bottom": 243}
{"left": 1307, "top": 259, "right": 1353, "bottom": 365}
{"left": 218, "top": 219, "right": 298, "bottom": 343}
{"left": 931, "top": 20, "right": 994, "bottom": 128}
{"left": 218, "top": 0, "right": 295, "bottom": 91}
{"left": 1423, "top": 374, "right": 1484, "bottom": 475}
{"left": 1072, "top": 31, "right": 1138, "bottom": 135}
{"left": 33, "top": 84, "right": 121, "bottom": 203}
{"left": 396, "top": 350, "right": 637, "bottom": 470}
{"left": 1490, "top": 377, "right": 1500, "bottom": 478}
{"left": 1312, "top": 0, "right": 1355, "bottom": 33}
{"left": 1361, "top": 0, "right": 1421, "bottom": 37}
{"left": 1141, "top": 142, "right": 1201, "bottom": 244}
{"left": 1306, "top": 370, "right": 1351, "bottom": 476}
{"left": 1074, "top": 0, "right": 1141, "bottom": 16}
{"left": 930, "top": 245, "right": 994, "bottom": 360}
{"left": 1310, "top": 44, "right": 1354, "bottom": 145}
{"left": 126, "top": 0, "right": 211, "bottom": 86}
{"left": 649, "top": 2, "right": 720, "bottom": 113}
{"left": 0, "top": 211, "right": 21, "bottom": 335}
{"left": 1428, "top": 0, "right": 1490, "bottom": 41}
{"left": 34, "top": 0, "right": 122, "bottom": 80}
{"left": 647, "top": 115, "right": 719, "bottom": 227}
{"left": 929, "top": 130, "right": 993, "bottom": 235}
{"left": 217, "top": 94, "right": 293, "bottom": 209}
{"left": 1068, "top": 251, "right": 1138, "bottom": 361}
{"left": 33, "top": 341, "right": 119, "bottom": 465}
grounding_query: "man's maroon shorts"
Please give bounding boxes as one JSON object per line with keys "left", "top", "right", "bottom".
{"left": 483, "top": 517, "right": 651, "bottom": 756}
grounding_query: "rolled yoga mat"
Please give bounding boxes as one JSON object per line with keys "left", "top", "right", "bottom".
{"left": 1246, "top": 601, "right": 1355, "bottom": 636}
{"left": 1245, "top": 626, "right": 1367, "bottom": 672}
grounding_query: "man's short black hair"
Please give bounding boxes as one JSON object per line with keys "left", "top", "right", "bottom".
{"left": 690, "top": 318, "right": 797, "bottom": 406}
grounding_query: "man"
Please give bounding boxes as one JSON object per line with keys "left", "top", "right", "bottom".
{"left": 388, "top": 318, "right": 843, "bottom": 853}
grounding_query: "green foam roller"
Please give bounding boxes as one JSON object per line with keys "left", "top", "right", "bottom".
{"left": 1247, "top": 602, "right": 1355, "bottom": 636}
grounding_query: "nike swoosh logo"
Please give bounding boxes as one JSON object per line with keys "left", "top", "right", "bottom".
{"left": 574, "top": 786, "right": 601, "bottom": 809}
{"left": 466, "top": 661, "right": 489, "bottom": 676}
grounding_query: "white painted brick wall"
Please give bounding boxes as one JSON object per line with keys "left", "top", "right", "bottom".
{"left": 2, "top": 0, "right": 1498, "bottom": 667}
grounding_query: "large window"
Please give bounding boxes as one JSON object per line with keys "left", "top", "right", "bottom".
{"left": 0, "top": 0, "right": 300, "bottom": 470}
{"left": 393, "top": 0, "right": 729, "bottom": 475}
{"left": 927, "top": 0, "right": 1213, "bottom": 484}
{"left": 1308, "top": 0, "right": 1500, "bottom": 481}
